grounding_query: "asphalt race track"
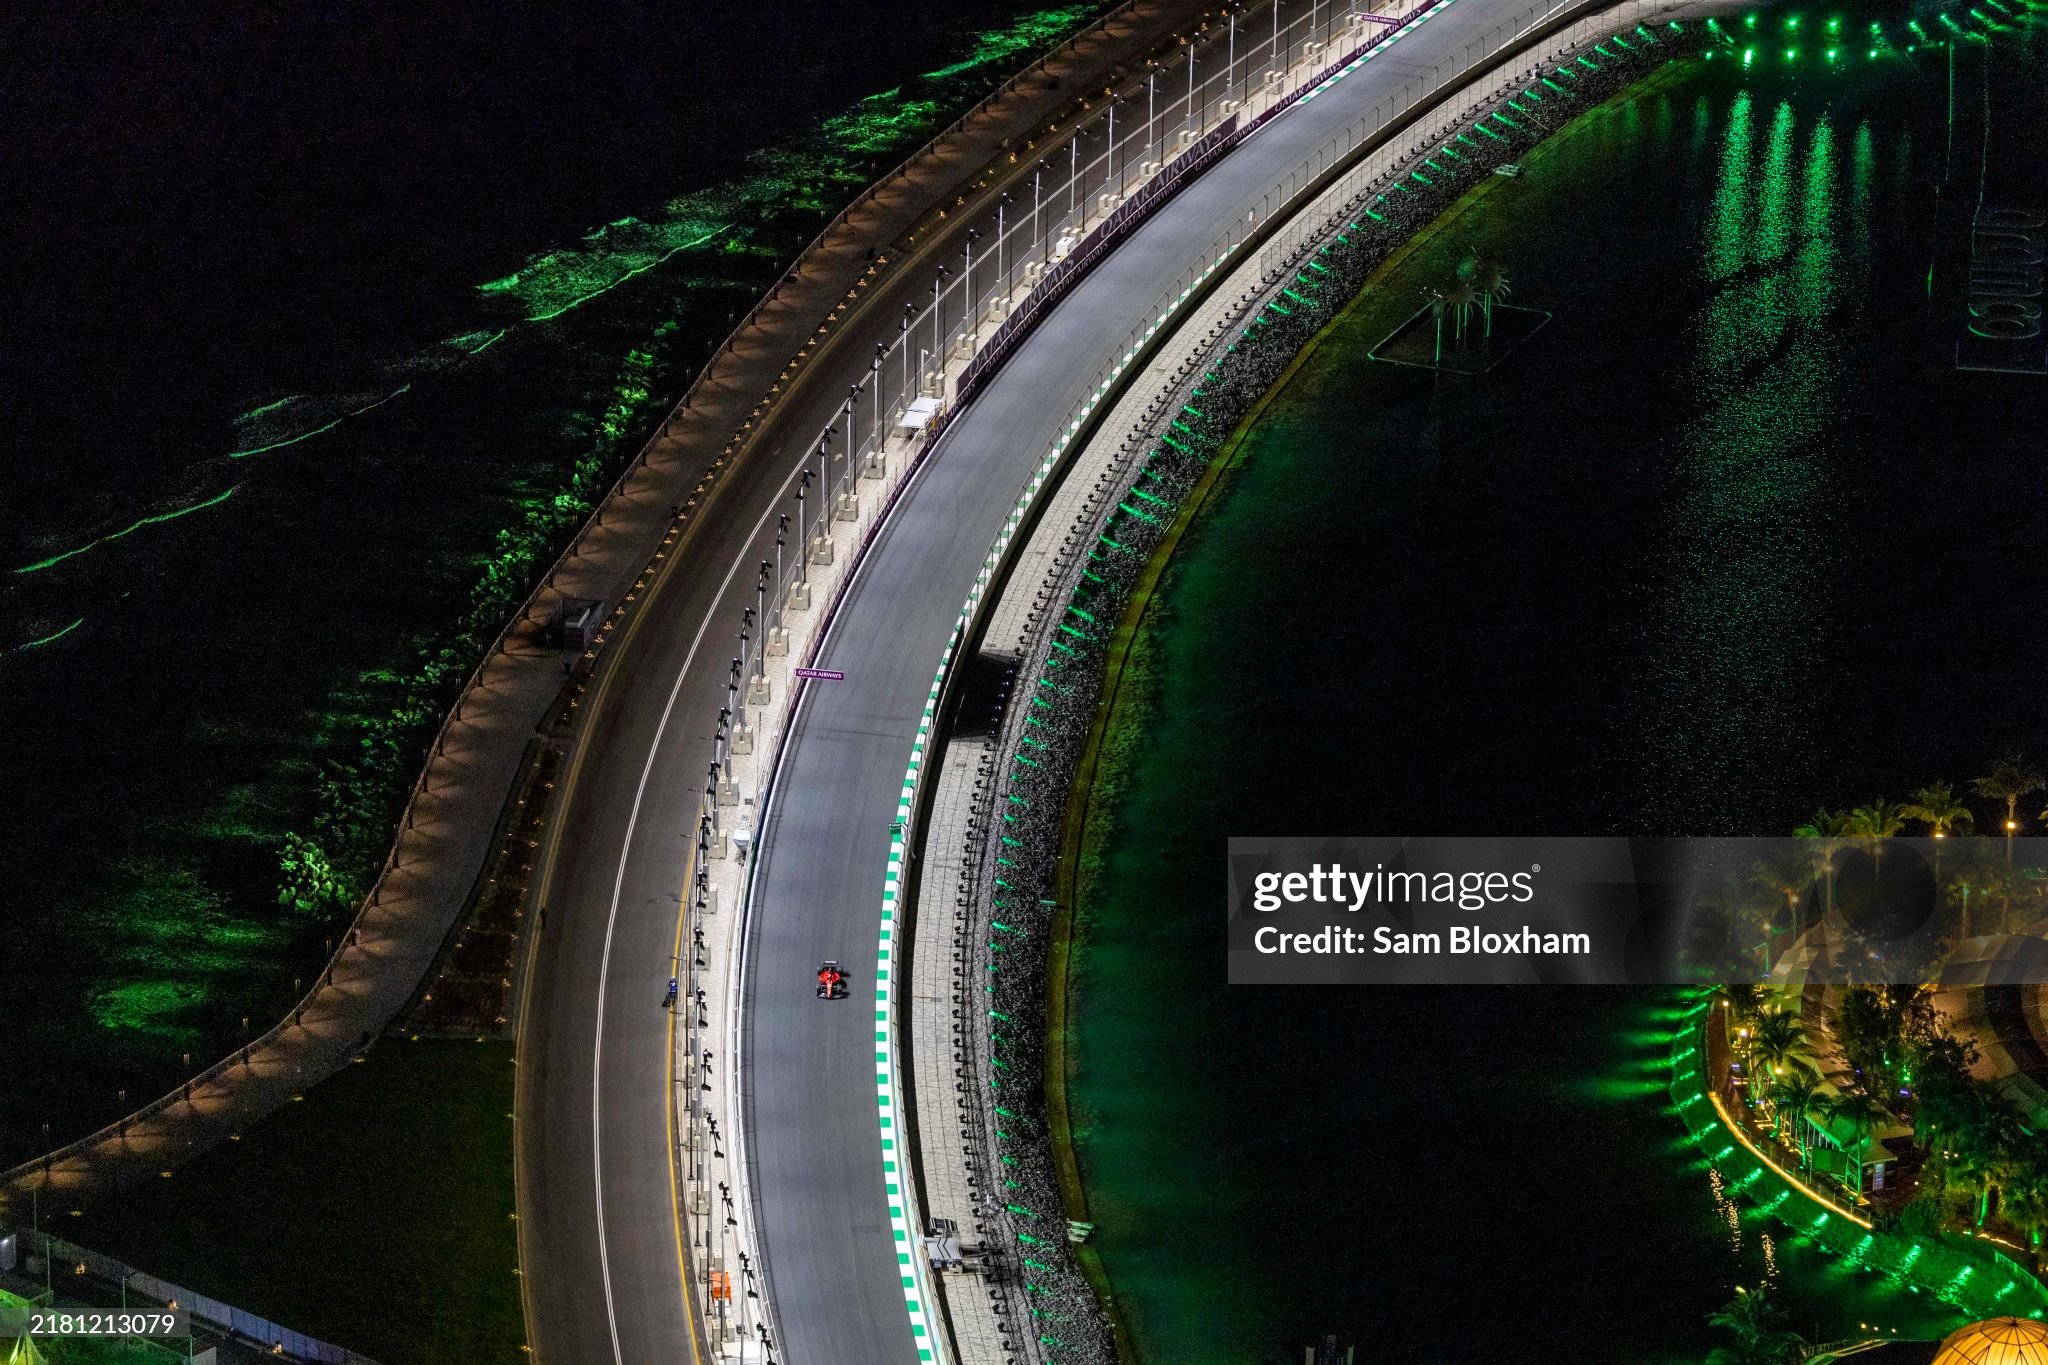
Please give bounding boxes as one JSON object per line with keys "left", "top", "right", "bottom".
{"left": 744, "top": 5, "right": 1531, "bottom": 1360}
{"left": 519, "top": 4, "right": 1536, "bottom": 1362}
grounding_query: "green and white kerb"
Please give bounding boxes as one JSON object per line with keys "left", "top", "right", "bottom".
{"left": 876, "top": 240, "right": 1239, "bottom": 1361}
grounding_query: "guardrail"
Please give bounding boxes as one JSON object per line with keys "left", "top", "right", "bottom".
{"left": 6, "top": 1226, "right": 382, "bottom": 1365}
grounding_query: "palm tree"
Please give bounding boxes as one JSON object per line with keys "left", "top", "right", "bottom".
{"left": 1706, "top": 1285, "right": 1806, "bottom": 1365}
{"left": 1425, "top": 289, "right": 1448, "bottom": 364}
{"left": 1951, "top": 1095, "right": 2028, "bottom": 1226}
{"left": 1793, "top": 807, "right": 1850, "bottom": 839}
{"left": 1973, "top": 751, "right": 2043, "bottom": 859}
{"left": 1846, "top": 798, "right": 1908, "bottom": 879}
{"left": 1771, "top": 1069, "right": 1826, "bottom": 1168}
{"left": 1442, "top": 276, "right": 1481, "bottom": 346}
{"left": 1845, "top": 799, "right": 1906, "bottom": 842}
{"left": 1750, "top": 1008, "right": 1817, "bottom": 1078}
{"left": 1821, "top": 1088, "right": 1888, "bottom": 1199}
{"left": 1903, "top": 781, "right": 1974, "bottom": 837}
{"left": 1458, "top": 253, "right": 1513, "bottom": 336}
{"left": 1715, "top": 981, "right": 1764, "bottom": 1023}
{"left": 1946, "top": 850, "right": 2001, "bottom": 940}
{"left": 1794, "top": 808, "right": 1849, "bottom": 917}
{"left": 1960, "top": 855, "right": 2029, "bottom": 936}
{"left": 1998, "top": 1153, "right": 2048, "bottom": 1258}
{"left": 1475, "top": 258, "right": 1511, "bottom": 331}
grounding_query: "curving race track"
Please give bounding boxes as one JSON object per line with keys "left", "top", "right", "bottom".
{"left": 519, "top": 3, "right": 1557, "bottom": 1362}
{"left": 743, "top": 3, "right": 1547, "bottom": 1360}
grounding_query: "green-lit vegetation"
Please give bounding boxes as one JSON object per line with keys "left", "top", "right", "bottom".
{"left": 68, "top": 1040, "right": 520, "bottom": 1365}
{"left": 1674, "top": 996, "right": 2048, "bottom": 1322}
{"left": 10, "top": 487, "right": 242, "bottom": 577}
{"left": 33, "top": 1341, "right": 170, "bottom": 1365}
{"left": 255, "top": 3, "right": 1112, "bottom": 950}
{"left": 919, "top": 3, "right": 1100, "bottom": 81}
{"left": 1706, "top": 1285, "right": 1807, "bottom": 1365}
{"left": 1679, "top": 758, "right": 2048, "bottom": 1309}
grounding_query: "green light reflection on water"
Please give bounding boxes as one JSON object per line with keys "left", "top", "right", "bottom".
{"left": 1638, "top": 89, "right": 1855, "bottom": 833}
{"left": 12, "top": 484, "right": 243, "bottom": 575}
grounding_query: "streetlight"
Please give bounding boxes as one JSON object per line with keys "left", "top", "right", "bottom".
{"left": 930, "top": 265, "right": 948, "bottom": 361}
{"left": 845, "top": 387, "right": 860, "bottom": 491}
{"left": 1228, "top": 8, "right": 1238, "bottom": 104}
{"left": 963, "top": 229, "right": 980, "bottom": 345}
{"left": 898, "top": 306, "right": 912, "bottom": 397}
{"left": 1034, "top": 160, "right": 1050, "bottom": 265}
{"left": 794, "top": 470, "right": 810, "bottom": 585}
{"left": 1068, "top": 136, "right": 1080, "bottom": 225}
{"left": 870, "top": 348, "right": 883, "bottom": 436}
{"left": 1146, "top": 70, "right": 1157, "bottom": 168}
{"left": 996, "top": 193, "right": 1012, "bottom": 298}
{"left": 1107, "top": 95, "right": 1120, "bottom": 197}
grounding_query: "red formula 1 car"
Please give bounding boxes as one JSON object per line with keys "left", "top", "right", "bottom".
{"left": 816, "top": 960, "right": 849, "bottom": 1000}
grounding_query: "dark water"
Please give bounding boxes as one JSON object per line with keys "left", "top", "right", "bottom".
{"left": 1071, "top": 41, "right": 2048, "bottom": 1365}
{"left": 0, "top": 1, "right": 1104, "bottom": 1159}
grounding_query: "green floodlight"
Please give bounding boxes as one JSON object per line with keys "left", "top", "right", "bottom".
{"left": 1826, "top": 45, "right": 1839, "bottom": 60}
{"left": 1743, "top": 44, "right": 1756, "bottom": 62}
{"left": 1786, "top": 45, "right": 1799, "bottom": 58}
{"left": 1828, "top": 16, "right": 1841, "bottom": 31}
{"left": 1745, "top": 12, "right": 1758, "bottom": 26}
{"left": 1786, "top": 14, "right": 1801, "bottom": 29}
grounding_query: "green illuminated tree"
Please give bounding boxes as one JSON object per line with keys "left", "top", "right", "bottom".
{"left": 1950, "top": 1093, "right": 2028, "bottom": 1226}
{"left": 1706, "top": 1285, "right": 1806, "bottom": 1365}
{"left": 1792, "top": 808, "right": 1850, "bottom": 838}
{"left": 1749, "top": 1007, "right": 1817, "bottom": 1078}
{"left": 1820, "top": 1088, "right": 1887, "bottom": 1199}
{"left": 1999, "top": 1154, "right": 2048, "bottom": 1256}
{"left": 1769, "top": 1069, "right": 1825, "bottom": 1168}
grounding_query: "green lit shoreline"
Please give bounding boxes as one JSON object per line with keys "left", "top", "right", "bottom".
{"left": 1670, "top": 997, "right": 2048, "bottom": 1320}
{"left": 1038, "top": 14, "right": 2048, "bottom": 1354}
{"left": 0, "top": 2, "right": 1121, "bottom": 1162}
{"left": 1046, "top": 52, "right": 1702, "bottom": 1361}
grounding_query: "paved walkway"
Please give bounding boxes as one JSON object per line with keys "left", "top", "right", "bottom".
{"left": 0, "top": 0, "right": 1210, "bottom": 1209}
